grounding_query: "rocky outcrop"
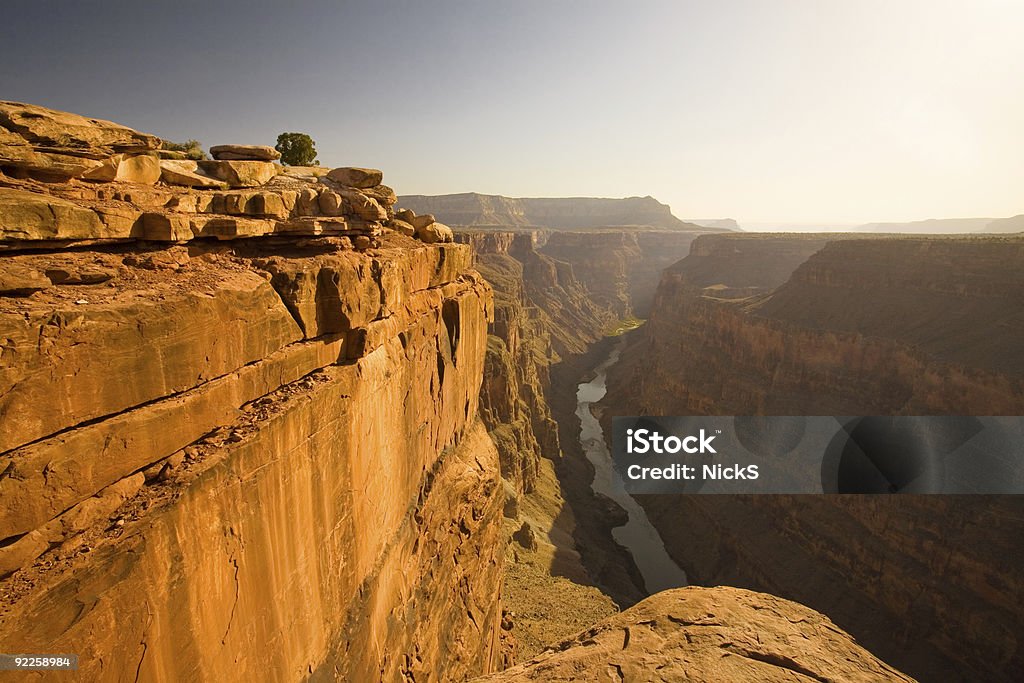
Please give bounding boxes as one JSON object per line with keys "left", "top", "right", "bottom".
{"left": 398, "top": 192, "right": 708, "bottom": 231}
{"left": 474, "top": 586, "right": 913, "bottom": 682}
{"left": 210, "top": 144, "right": 281, "bottom": 161}
{"left": 601, "top": 232, "right": 1024, "bottom": 681}
{"left": 0, "top": 105, "right": 503, "bottom": 681}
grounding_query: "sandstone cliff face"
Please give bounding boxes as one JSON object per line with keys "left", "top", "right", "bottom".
{"left": 474, "top": 586, "right": 914, "bottom": 683}
{"left": 602, "top": 233, "right": 1024, "bottom": 681}
{"left": 0, "top": 104, "right": 504, "bottom": 681}
{"left": 398, "top": 193, "right": 696, "bottom": 231}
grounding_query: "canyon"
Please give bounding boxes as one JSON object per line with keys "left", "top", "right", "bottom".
{"left": 2, "top": 101, "right": 1021, "bottom": 683}
{"left": 601, "top": 232, "right": 1024, "bottom": 682}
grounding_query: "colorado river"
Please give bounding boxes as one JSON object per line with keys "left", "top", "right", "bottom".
{"left": 576, "top": 339, "right": 689, "bottom": 594}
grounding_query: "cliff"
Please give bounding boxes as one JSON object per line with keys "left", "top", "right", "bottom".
{"left": 602, "top": 232, "right": 1024, "bottom": 681}
{"left": 397, "top": 192, "right": 705, "bottom": 231}
{"left": 0, "top": 103, "right": 505, "bottom": 681}
{"left": 0, "top": 102, "right": 921, "bottom": 681}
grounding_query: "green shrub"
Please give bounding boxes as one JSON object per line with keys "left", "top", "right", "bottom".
{"left": 275, "top": 132, "right": 318, "bottom": 166}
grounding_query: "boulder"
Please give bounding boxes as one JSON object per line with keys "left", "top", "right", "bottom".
{"left": 395, "top": 208, "right": 416, "bottom": 224}
{"left": 296, "top": 187, "right": 320, "bottom": 215}
{"left": 210, "top": 144, "right": 281, "bottom": 161}
{"left": 326, "top": 166, "right": 383, "bottom": 189}
{"left": 79, "top": 155, "right": 122, "bottom": 182}
{"left": 410, "top": 213, "right": 436, "bottom": 230}
{"left": 0, "top": 100, "right": 160, "bottom": 155}
{"left": 78, "top": 154, "right": 160, "bottom": 184}
{"left": 338, "top": 188, "right": 387, "bottom": 221}
{"left": 159, "top": 160, "right": 225, "bottom": 188}
{"left": 114, "top": 154, "right": 161, "bottom": 184}
{"left": 391, "top": 219, "right": 416, "bottom": 237}
{"left": 512, "top": 521, "right": 537, "bottom": 551}
{"left": 318, "top": 190, "right": 344, "bottom": 216}
{"left": 363, "top": 184, "right": 397, "bottom": 207}
{"left": 417, "top": 222, "right": 453, "bottom": 244}
{"left": 0, "top": 264, "right": 51, "bottom": 295}
{"left": 198, "top": 160, "right": 278, "bottom": 188}
{"left": 0, "top": 188, "right": 105, "bottom": 242}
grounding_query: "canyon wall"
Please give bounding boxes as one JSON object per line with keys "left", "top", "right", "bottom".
{"left": 459, "top": 227, "right": 705, "bottom": 614}
{"left": 602, "top": 232, "right": 1024, "bottom": 682}
{"left": 0, "top": 103, "right": 506, "bottom": 681}
{"left": 398, "top": 193, "right": 699, "bottom": 231}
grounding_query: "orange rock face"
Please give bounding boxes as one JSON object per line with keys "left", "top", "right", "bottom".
{"left": 474, "top": 586, "right": 914, "bottom": 683}
{"left": 0, "top": 102, "right": 509, "bottom": 680}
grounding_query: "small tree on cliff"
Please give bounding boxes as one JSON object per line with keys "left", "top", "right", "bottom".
{"left": 275, "top": 132, "right": 318, "bottom": 166}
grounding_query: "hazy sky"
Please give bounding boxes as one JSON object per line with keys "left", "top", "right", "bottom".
{"left": 2, "top": 0, "right": 1022, "bottom": 224}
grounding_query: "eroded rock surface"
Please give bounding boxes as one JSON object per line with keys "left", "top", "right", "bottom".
{"left": 475, "top": 586, "right": 914, "bottom": 682}
{"left": 398, "top": 192, "right": 713, "bottom": 231}
{"left": 0, "top": 103, "right": 503, "bottom": 681}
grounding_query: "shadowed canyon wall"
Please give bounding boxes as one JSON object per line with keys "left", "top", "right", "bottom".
{"left": 458, "top": 227, "right": 705, "bottom": 615}
{"left": 601, "top": 232, "right": 1024, "bottom": 682}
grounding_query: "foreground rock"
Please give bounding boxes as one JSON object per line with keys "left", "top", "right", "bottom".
{"left": 1, "top": 100, "right": 160, "bottom": 181}
{"left": 476, "top": 586, "right": 914, "bottom": 682}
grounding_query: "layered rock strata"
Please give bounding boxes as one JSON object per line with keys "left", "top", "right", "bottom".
{"left": 0, "top": 105, "right": 500, "bottom": 681}
{"left": 398, "top": 193, "right": 703, "bottom": 231}
{"left": 602, "top": 232, "right": 1024, "bottom": 681}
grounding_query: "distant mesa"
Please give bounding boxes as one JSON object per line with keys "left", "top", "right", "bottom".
{"left": 397, "top": 192, "right": 732, "bottom": 232}
{"left": 983, "top": 214, "right": 1024, "bottom": 233}
{"left": 855, "top": 217, "right": 994, "bottom": 234}
{"left": 684, "top": 218, "right": 742, "bottom": 231}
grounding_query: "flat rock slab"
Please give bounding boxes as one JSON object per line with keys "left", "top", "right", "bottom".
{"left": 210, "top": 144, "right": 281, "bottom": 161}
{"left": 327, "top": 166, "right": 383, "bottom": 189}
{"left": 0, "top": 100, "right": 160, "bottom": 154}
{"left": 0, "top": 188, "right": 106, "bottom": 241}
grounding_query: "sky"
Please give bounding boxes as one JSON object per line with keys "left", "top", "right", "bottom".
{"left": 1, "top": 0, "right": 1022, "bottom": 225}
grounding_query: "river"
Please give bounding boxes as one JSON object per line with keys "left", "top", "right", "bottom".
{"left": 575, "top": 339, "right": 689, "bottom": 594}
